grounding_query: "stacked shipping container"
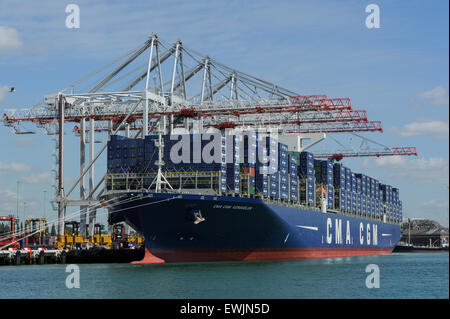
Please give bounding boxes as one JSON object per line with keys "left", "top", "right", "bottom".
{"left": 255, "top": 136, "right": 279, "bottom": 198}
{"left": 313, "top": 160, "right": 334, "bottom": 209}
{"left": 226, "top": 134, "right": 241, "bottom": 195}
{"left": 106, "top": 133, "right": 402, "bottom": 223}
{"left": 299, "top": 152, "right": 315, "bottom": 205}
{"left": 333, "top": 163, "right": 346, "bottom": 211}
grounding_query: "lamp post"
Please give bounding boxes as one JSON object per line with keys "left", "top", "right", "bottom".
{"left": 16, "top": 180, "right": 20, "bottom": 220}
{"left": 43, "top": 190, "right": 47, "bottom": 220}
{"left": 23, "top": 201, "right": 26, "bottom": 223}
{"left": 43, "top": 190, "right": 47, "bottom": 235}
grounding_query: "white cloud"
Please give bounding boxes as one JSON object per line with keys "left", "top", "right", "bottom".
{"left": 362, "top": 156, "right": 449, "bottom": 184}
{"left": 0, "top": 189, "right": 22, "bottom": 214}
{"left": 0, "top": 189, "right": 17, "bottom": 208}
{"left": 0, "top": 160, "right": 33, "bottom": 176}
{"left": 0, "top": 189, "right": 40, "bottom": 216}
{"left": 0, "top": 0, "right": 358, "bottom": 65}
{"left": 26, "top": 172, "right": 53, "bottom": 184}
{"left": 391, "top": 120, "right": 449, "bottom": 139}
{"left": 419, "top": 86, "right": 449, "bottom": 105}
{"left": 418, "top": 199, "right": 449, "bottom": 227}
{"left": 0, "top": 26, "right": 22, "bottom": 52}
{"left": 0, "top": 189, "right": 18, "bottom": 199}
{"left": 420, "top": 199, "right": 449, "bottom": 210}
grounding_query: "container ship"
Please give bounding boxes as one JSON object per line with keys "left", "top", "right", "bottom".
{"left": 102, "top": 131, "right": 402, "bottom": 263}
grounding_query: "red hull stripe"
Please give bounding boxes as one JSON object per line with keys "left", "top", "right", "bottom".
{"left": 132, "top": 247, "right": 393, "bottom": 264}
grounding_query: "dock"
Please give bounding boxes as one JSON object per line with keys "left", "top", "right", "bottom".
{"left": 0, "top": 247, "right": 144, "bottom": 266}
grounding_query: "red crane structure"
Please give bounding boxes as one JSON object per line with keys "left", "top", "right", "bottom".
{"left": 0, "top": 216, "right": 18, "bottom": 249}
{"left": 315, "top": 147, "right": 418, "bottom": 161}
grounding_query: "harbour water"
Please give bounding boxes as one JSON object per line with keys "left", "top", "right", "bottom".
{"left": 0, "top": 253, "right": 447, "bottom": 299}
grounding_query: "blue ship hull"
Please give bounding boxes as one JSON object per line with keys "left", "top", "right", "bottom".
{"left": 105, "top": 192, "right": 401, "bottom": 263}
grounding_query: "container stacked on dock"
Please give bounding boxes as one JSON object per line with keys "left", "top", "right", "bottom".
{"left": 106, "top": 132, "right": 402, "bottom": 224}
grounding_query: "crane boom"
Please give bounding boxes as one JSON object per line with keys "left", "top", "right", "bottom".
{"left": 313, "top": 147, "right": 418, "bottom": 160}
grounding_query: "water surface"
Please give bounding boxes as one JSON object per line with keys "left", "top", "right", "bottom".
{"left": 0, "top": 253, "right": 447, "bottom": 299}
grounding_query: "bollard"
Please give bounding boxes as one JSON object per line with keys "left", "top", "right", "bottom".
{"left": 60, "top": 251, "right": 67, "bottom": 264}
{"left": 15, "top": 251, "right": 21, "bottom": 265}
{"left": 38, "top": 251, "right": 45, "bottom": 264}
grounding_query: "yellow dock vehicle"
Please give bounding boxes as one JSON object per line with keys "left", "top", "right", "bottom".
{"left": 55, "top": 221, "right": 84, "bottom": 250}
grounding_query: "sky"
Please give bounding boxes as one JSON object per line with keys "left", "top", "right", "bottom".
{"left": 0, "top": 0, "right": 448, "bottom": 227}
